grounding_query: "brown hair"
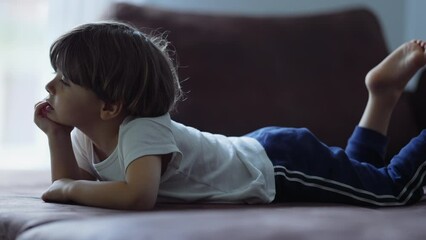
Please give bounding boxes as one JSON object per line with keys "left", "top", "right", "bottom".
{"left": 50, "top": 21, "right": 182, "bottom": 117}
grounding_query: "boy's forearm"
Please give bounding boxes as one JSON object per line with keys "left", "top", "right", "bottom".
{"left": 66, "top": 180, "right": 156, "bottom": 210}
{"left": 48, "top": 132, "right": 80, "bottom": 181}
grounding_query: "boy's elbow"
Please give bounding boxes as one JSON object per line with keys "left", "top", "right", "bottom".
{"left": 127, "top": 195, "right": 157, "bottom": 211}
{"left": 130, "top": 201, "right": 155, "bottom": 211}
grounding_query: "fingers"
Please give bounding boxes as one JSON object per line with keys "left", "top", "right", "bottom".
{"left": 34, "top": 100, "right": 48, "bottom": 110}
{"left": 34, "top": 100, "right": 74, "bottom": 134}
{"left": 34, "top": 100, "right": 49, "bottom": 118}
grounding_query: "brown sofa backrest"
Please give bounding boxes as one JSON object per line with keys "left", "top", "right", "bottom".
{"left": 107, "top": 3, "right": 421, "bottom": 160}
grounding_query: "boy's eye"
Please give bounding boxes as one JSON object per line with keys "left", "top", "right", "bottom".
{"left": 60, "top": 76, "right": 70, "bottom": 86}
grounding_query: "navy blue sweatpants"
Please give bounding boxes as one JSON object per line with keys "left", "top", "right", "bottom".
{"left": 246, "top": 127, "right": 426, "bottom": 206}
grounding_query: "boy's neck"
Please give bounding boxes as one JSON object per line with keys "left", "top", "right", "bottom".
{"left": 79, "top": 114, "right": 127, "bottom": 160}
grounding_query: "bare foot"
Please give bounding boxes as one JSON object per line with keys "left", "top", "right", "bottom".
{"left": 359, "top": 40, "right": 426, "bottom": 136}
{"left": 366, "top": 40, "right": 426, "bottom": 101}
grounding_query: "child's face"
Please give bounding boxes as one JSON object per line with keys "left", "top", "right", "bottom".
{"left": 44, "top": 73, "right": 103, "bottom": 128}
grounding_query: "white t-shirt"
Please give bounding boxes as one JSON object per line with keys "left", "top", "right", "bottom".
{"left": 71, "top": 113, "right": 276, "bottom": 204}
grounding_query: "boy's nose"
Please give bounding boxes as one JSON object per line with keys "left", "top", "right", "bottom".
{"left": 45, "top": 80, "right": 55, "bottom": 95}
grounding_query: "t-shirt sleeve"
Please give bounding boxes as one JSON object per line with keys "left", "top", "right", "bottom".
{"left": 118, "top": 116, "right": 181, "bottom": 172}
{"left": 71, "top": 129, "right": 95, "bottom": 175}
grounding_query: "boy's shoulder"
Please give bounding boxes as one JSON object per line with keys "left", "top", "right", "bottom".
{"left": 119, "top": 113, "right": 175, "bottom": 142}
{"left": 121, "top": 113, "right": 172, "bottom": 129}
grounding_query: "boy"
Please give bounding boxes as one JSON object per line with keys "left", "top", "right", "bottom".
{"left": 35, "top": 21, "right": 426, "bottom": 210}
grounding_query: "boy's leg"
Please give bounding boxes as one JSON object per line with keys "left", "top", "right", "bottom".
{"left": 258, "top": 127, "right": 426, "bottom": 206}
{"left": 345, "top": 126, "right": 388, "bottom": 167}
{"left": 255, "top": 41, "right": 426, "bottom": 206}
{"left": 346, "top": 40, "right": 426, "bottom": 166}
{"left": 359, "top": 40, "right": 426, "bottom": 135}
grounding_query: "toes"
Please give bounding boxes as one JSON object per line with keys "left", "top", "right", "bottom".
{"left": 413, "top": 39, "right": 426, "bottom": 51}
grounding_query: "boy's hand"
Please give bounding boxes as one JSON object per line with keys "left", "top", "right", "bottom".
{"left": 34, "top": 100, "right": 73, "bottom": 135}
{"left": 41, "top": 178, "right": 74, "bottom": 203}
{"left": 34, "top": 100, "right": 81, "bottom": 182}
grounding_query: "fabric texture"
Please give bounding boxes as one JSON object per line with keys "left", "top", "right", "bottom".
{"left": 248, "top": 127, "right": 425, "bottom": 206}
{"left": 1, "top": 170, "right": 426, "bottom": 240}
{"left": 71, "top": 113, "right": 275, "bottom": 203}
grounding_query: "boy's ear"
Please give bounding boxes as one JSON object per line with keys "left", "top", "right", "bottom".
{"left": 100, "top": 101, "right": 124, "bottom": 120}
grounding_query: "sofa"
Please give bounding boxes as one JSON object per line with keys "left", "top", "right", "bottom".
{"left": 107, "top": 3, "right": 424, "bottom": 160}
{"left": 1, "top": 3, "right": 426, "bottom": 240}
